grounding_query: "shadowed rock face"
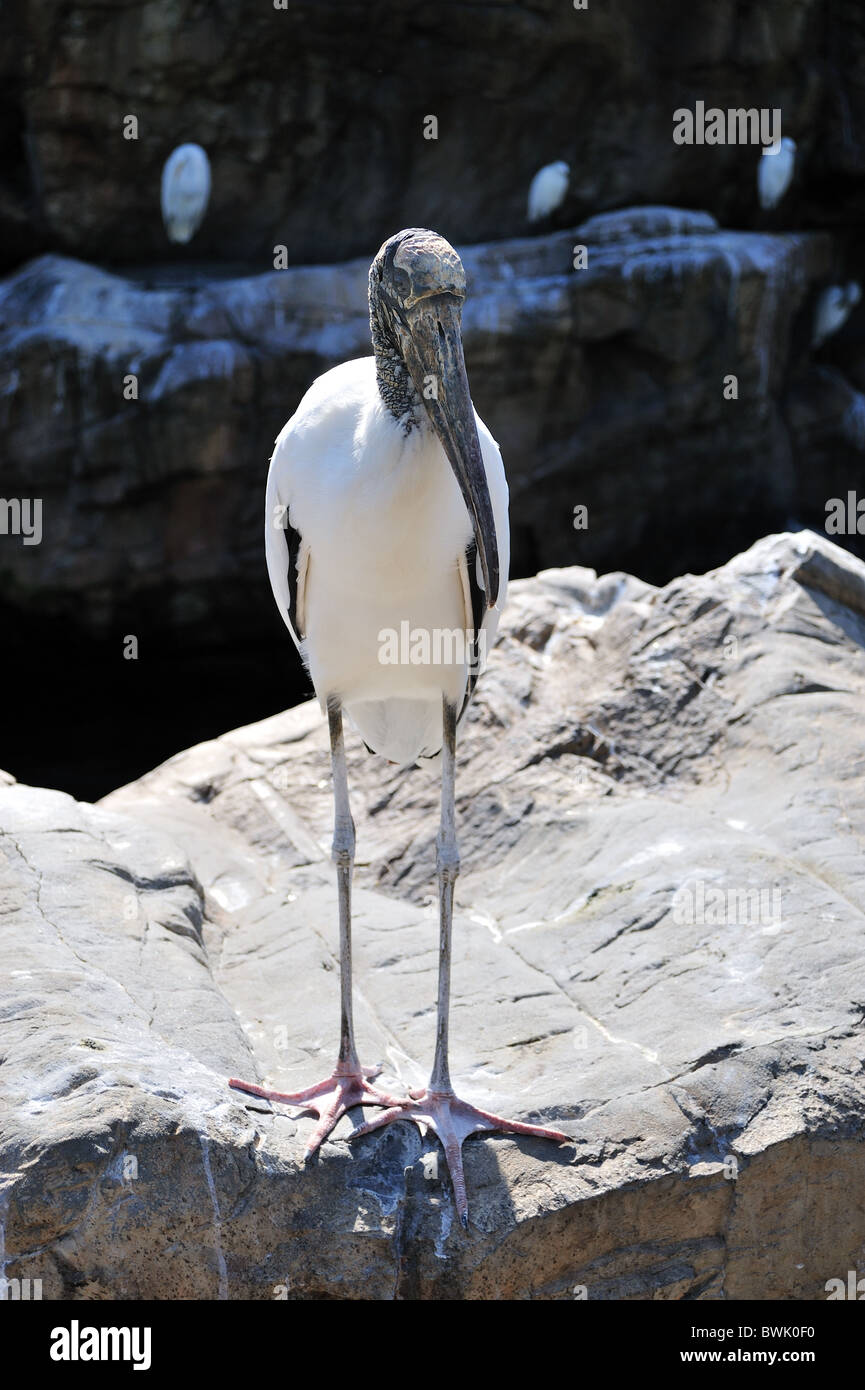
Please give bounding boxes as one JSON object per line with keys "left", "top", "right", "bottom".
{"left": 1, "top": 530, "right": 863, "bottom": 1299}
{"left": 3, "top": 0, "right": 865, "bottom": 269}
{"left": 0, "top": 214, "right": 836, "bottom": 649}
{"left": 5, "top": 0, "right": 865, "bottom": 272}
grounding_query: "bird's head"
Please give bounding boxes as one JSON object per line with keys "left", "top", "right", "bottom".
{"left": 369, "top": 228, "right": 500, "bottom": 608}
{"left": 371, "top": 227, "right": 466, "bottom": 326}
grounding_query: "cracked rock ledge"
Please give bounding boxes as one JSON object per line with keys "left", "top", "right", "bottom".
{"left": 1, "top": 530, "right": 864, "bottom": 1299}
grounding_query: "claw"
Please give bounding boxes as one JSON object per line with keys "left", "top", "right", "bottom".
{"left": 228, "top": 1067, "right": 406, "bottom": 1157}
{"left": 347, "top": 1086, "right": 569, "bottom": 1227}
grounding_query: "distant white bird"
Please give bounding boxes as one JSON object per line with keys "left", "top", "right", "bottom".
{"left": 527, "top": 160, "right": 569, "bottom": 222}
{"left": 757, "top": 136, "right": 796, "bottom": 210}
{"left": 229, "top": 228, "right": 567, "bottom": 1225}
{"left": 160, "top": 143, "right": 211, "bottom": 244}
{"left": 813, "top": 282, "right": 861, "bottom": 347}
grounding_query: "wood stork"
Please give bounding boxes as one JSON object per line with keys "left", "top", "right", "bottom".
{"left": 757, "top": 136, "right": 796, "bottom": 210}
{"left": 813, "top": 282, "right": 861, "bottom": 347}
{"left": 160, "top": 143, "right": 211, "bottom": 244}
{"left": 527, "top": 161, "right": 569, "bottom": 222}
{"left": 229, "top": 228, "right": 567, "bottom": 1225}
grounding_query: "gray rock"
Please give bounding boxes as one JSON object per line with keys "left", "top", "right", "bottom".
{"left": 1, "top": 529, "right": 864, "bottom": 1298}
{"left": 0, "top": 216, "right": 833, "bottom": 646}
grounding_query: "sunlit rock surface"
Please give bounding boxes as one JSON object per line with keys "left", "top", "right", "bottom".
{"left": 1, "top": 530, "right": 863, "bottom": 1299}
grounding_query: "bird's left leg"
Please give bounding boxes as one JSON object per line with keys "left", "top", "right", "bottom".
{"left": 229, "top": 697, "right": 406, "bottom": 1155}
{"left": 349, "top": 696, "right": 568, "bottom": 1226}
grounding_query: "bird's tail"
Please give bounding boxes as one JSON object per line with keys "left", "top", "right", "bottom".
{"left": 344, "top": 697, "right": 443, "bottom": 767}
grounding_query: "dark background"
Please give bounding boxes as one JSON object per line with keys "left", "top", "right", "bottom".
{"left": 1, "top": 0, "right": 864, "bottom": 799}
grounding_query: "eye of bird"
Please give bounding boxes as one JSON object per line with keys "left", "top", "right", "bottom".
{"left": 392, "top": 266, "right": 411, "bottom": 301}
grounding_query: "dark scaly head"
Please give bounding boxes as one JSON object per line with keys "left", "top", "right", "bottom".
{"left": 368, "top": 228, "right": 499, "bottom": 608}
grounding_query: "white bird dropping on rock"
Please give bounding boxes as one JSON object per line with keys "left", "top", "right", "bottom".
{"left": 160, "top": 143, "right": 211, "bottom": 244}
{"left": 813, "top": 282, "right": 861, "bottom": 347}
{"left": 527, "top": 160, "right": 569, "bottom": 222}
{"left": 757, "top": 136, "right": 796, "bottom": 210}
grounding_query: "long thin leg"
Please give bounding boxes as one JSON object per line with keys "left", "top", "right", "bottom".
{"left": 328, "top": 696, "right": 359, "bottom": 1072}
{"left": 229, "top": 695, "right": 406, "bottom": 1151}
{"left": 429, "top": 697, "right": 459, "bottom": 1092}
{"left": 348, "top": 694, "right": 568, "bottom": 1224}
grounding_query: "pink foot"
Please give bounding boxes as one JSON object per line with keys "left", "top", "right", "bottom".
{"left": 228, "top": 1062, "right": 407, "bottom": 1158}
{"left": 347, "top": 1086, "right": 569, "bottom": 1227}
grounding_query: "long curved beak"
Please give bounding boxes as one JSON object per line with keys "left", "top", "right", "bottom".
{"left": 402, "top": 294, "right": 500, "bottom": 609}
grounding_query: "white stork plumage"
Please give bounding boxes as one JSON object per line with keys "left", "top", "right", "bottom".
{"left": 160, "top": 143, "right": 211, "bottom": 244}
{"left": 229, "top": 228, "right": 566, "bottom": 1225}
{"left": 757, "top": 136, "right": 796, "bottom": 211}
{"left": 527, "top": 160, "right": 569, "bottom": 222}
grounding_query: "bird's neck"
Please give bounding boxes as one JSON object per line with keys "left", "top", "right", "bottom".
{"left": 370, "top": 314, "right": 422, "bottom": 431}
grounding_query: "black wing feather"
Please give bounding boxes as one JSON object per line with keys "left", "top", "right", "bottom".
{"left": 458, "top": 539, "right": 487, "bottom": 724}
{"left": 284, "top": 514, "right": 304, "bottom": 640}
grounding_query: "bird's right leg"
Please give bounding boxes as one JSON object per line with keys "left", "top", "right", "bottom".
{"left": 347, "top": 696, "right": 567, "bottom": 1223}
{"left": 229, "top": 697, "right": 406, "bottom": 1156}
